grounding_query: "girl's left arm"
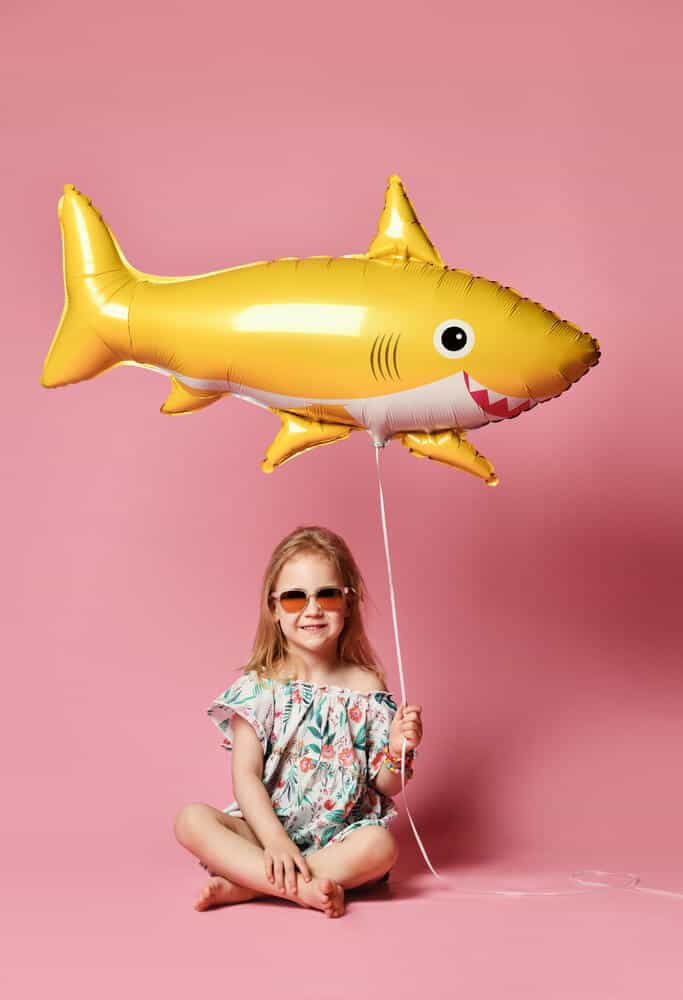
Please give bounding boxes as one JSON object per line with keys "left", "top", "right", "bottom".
{"left": 372, "top": 762, "right": 413, "bottom": 796}
{"left": 370, "top": 703, "right": 423, "bottom": 796}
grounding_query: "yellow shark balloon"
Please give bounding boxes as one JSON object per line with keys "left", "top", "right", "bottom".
{"left": 41, "top": 176, "right": 600, "bottom": 485}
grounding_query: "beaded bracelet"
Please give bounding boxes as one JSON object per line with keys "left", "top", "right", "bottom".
{"left": 382, "top": 743, "right": 417, "bottom": 776}
{"left": 384, "top": 743, "right": 417, "bottom": 764}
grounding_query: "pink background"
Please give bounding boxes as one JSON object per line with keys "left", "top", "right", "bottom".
{"left": 3, "top": 0, "right": 682, "bottom": 996}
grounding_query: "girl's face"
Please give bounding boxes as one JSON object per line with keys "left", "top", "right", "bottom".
{"left": 271, "top": 552, "right": 349, "bottom": 663}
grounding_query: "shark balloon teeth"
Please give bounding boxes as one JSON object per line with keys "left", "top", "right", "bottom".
{"left": 40, "top": 175, "right": 600, "bottom": 485}
{"left": 464, "top": 372, "right": 536, "bottom": 420}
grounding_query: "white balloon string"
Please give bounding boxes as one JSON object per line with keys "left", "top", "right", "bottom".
{"left": 373, "top": 445, "right": 406, "bottom": 706}
{"left": 372, "top": 442, "right": 683, "bottom": 900}
{"left": 374, "top": 444, "right": 443, "bottom": 880}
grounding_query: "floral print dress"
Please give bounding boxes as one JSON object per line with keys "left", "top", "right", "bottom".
{"left": 206, "top": 670, "right": 398, "bottom": 856}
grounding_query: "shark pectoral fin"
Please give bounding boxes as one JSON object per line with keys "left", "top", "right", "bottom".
{"left": 367, "top": 175, "right": 445, "bottom": 267}
{"left": 262, "top": 409, "right": 353, "bottom": 473}
{"left": 398, "top": 430, "right": 499, "bottom": 486}
{"left": 161, "top": 377, "right": 228, "bottom": 414}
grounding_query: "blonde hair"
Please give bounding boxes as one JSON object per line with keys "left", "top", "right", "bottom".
{"left": 242, "top": 525, "right": 386, "bottom": 688}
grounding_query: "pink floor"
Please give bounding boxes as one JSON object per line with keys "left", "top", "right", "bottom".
{"left": 7, "top": 834, "right": 682, "bottom": 998}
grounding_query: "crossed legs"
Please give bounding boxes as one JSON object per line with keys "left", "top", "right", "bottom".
{"left": 174, "top": 802, "right": 398, "bottom": 918}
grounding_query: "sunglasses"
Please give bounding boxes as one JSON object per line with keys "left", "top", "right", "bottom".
{"left": 270, "top": 586, "right": 352, "bottom": 613}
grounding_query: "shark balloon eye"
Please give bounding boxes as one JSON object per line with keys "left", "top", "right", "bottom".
{"left": 433, "top": 319, "right": 475, "bottom": 359}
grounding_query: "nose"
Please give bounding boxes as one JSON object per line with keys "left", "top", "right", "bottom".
{"left": 303, "top": 594, "right": 325, "bottom": 614}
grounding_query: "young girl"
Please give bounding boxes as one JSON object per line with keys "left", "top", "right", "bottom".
{"left": 174, "top": 525, "right": 423, "bottom": 919}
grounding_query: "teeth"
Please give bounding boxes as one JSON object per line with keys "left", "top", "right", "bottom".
{"left": 465, "top": 372, "right": 530, "bottom": 413}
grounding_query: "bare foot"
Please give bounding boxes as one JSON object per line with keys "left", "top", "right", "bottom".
{"left": 194, "top": 875, "right": 261, "bottom": 911}
{"left": 297, "top": 876, "right": 345, "bottom": 918}
{"left": 194, "top": 873, "right": 345, "bottom": 918}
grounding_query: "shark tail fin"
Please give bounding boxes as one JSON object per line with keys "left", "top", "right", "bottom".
{"left": 40, "top": 185, "right": 137, "bottom": 388}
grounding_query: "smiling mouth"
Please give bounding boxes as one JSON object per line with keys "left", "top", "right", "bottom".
{"left": 464, "top": 371, "right": 534, "bottom": 419}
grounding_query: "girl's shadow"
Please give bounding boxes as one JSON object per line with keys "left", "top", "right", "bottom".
{"left": 372, "top": 739, "right": 521, "bottom": 901}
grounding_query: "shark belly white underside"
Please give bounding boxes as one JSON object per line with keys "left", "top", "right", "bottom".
{"left": 138, "top": 364, "right": 524, "bottom": 443}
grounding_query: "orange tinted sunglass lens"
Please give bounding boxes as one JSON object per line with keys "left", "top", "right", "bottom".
{"left": 278, "top": 588, "right": 345, "bottom": 612}
{"left": 280, "top": 590, "right": 307, "bottom": 612}
{"left": 316, "top": 588, "right": 344, "bottom": 610}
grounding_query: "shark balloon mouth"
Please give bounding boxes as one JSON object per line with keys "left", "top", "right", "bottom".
{"left": 463, "top": 371, "right": 535, "bottom": 420}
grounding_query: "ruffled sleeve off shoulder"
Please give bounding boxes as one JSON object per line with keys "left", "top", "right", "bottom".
{"left": 207, "top": 671, "right": 274, "bottom": 756}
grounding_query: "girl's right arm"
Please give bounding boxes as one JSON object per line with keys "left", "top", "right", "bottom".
{"left": 231, "top": 715, "right": 312, "bottom": 894}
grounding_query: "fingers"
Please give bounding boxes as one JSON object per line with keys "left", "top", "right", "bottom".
{"left": 285, "top": 856, "right": 296, "bottom": 895}
{"left": 401, "top": 727, "right": 420, "bottom": 741}
{"left": 398, "top": 720, "right": 422, "bottom": 736}
{"left": 265, "top": 853, "right": 274, "bottom": 884}
{"left": 265, "top": 850, "right": 310, "bottom": 895}
{"left": 397, "top": 705, "right": 422, "bottom": 722}
{"left": 401, "top": 705, "right": 422, "bottom": 718}
{"left": 393, "top": 704, "right": 423, "bottom": 752}
{"left": 400, "top": 706, "right": 422, "bottom": 736}
{"left": 394, "top": 732, "right": 419, "bottom": 749}
{"left": 398, "top": 738, "right": 418, "bottom": 751}
{"left": 401, "top": 719, "right": 422, "bottom": 732}
{"left": 399, "top": 716, "right": 422, "bottom": 734}
{"left": 297, "top": 855, "right": 312, "bottom": 883}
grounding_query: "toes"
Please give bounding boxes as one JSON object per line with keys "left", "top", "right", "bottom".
{"left": 194, "top": 878, "right": 223, "bottom": 910}
{"left": 312, "top": 879, "right": 344, "bottom": 917}
{"left": 322, "top": 884, "right": 344, "bottom": 918}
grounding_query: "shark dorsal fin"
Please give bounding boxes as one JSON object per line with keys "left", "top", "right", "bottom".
{"left": 367, "top": 175, "right": 444, "bottom": 267}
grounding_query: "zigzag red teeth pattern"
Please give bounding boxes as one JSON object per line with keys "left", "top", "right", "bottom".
{"left": 464, "top": 371, "right": 532, "bottom": 419}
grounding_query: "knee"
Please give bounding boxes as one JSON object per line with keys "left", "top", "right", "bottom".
{"left": 173, "top": 802, "right": 211, "bottom": 846}
{"left": 364, "top": 827, "right": 399, "bottom": 868}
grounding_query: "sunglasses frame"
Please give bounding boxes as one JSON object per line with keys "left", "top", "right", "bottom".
{"left": 270, "top": 585, "right": 353, "bottom": 612}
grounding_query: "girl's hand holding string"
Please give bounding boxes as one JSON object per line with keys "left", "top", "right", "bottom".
{"left": 263, "top": 831, "right": 312, "bottom": 895}
{"left": 388, "top": 704, "right": 423, "bottom": 758}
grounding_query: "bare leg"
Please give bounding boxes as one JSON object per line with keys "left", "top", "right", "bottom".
{"left": 204, "top": 824, "right": 397, "bottom": 896}
{"left": 174, "top": 803, "right": 344, "bottom": 917}
{"left": 175, "top": 805, "right": 397, "bottom": 916}
{"left": 306, "top": 825, "right": 399, "bottom": 890}
{"left": 189, "top": 809, "right": 265, "bottom": 909}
